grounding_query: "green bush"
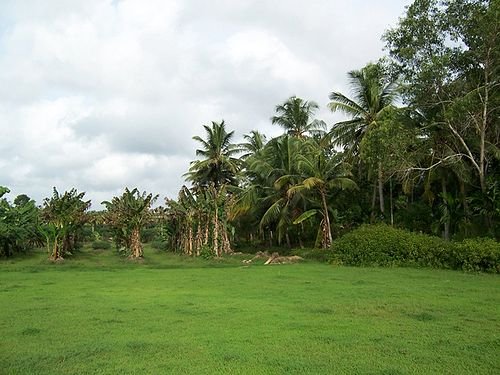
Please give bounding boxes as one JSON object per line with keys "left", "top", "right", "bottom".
{"left": 331, "top": 224, "right": 499, "bottom": 273}
{"left": 454, "top": 238, "right": 500, "bottom": 273}
{"left": 91, "top": 240, "right": 111, "bottom": 250}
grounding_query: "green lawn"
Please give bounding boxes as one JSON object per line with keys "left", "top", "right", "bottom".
{"left": 0, "top": 247, "right": 499, "bottom": 374}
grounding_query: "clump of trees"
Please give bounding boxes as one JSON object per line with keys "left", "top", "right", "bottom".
{"left": 1, "top": 0, "right": 498, "bottom": 261}
{"left": 0, "top": 187, "right": 39, "bottom": 257}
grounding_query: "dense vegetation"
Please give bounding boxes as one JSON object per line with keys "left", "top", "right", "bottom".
{"left": 1, "top": 0, "right": 499, "bottom": 268}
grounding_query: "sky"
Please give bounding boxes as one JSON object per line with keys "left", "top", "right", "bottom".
{"left": 0, "top": 0, "right": 411, "bottom": 208}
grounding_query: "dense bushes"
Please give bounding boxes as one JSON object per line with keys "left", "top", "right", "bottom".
{"left": 331, "top": 224, "right": 500, "bottom": 273}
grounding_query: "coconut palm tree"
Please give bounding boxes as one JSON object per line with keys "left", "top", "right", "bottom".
{"left": 328, "top": 63, "right": 397, "bottom": 217}
{"left": 250, "top": 135, "right": 309, "bottom": 246}
{"left": 272, "top": 96, "right": 326, "bottom": 139}
{"left": 240, "top": 130, "right": 267, "bottom": 160}
{"left": 186, "top": 120, "right": 242, "bottom": 189}
{"left": 289, "top": 142, "right": 357, "bottom": 248}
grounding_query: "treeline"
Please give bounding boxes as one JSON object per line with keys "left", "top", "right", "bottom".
{"left": 1, "top": 0, "right": 498, "bottom": 260}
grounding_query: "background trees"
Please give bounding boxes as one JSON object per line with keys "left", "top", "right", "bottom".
{"left": 1, "top": 0, "right": 497, "bottom": 257}
{"left": 0, "top": 187, "right": 39, "bottom": 257}
{"left": 384, "top": 0, "right": 499, "bottom": 238}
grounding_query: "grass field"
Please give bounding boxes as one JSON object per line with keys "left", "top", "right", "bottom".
{"left": 1, "top": 246, "right": 499, "bottom": 374}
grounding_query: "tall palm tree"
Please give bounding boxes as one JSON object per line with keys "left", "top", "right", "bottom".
{"left": 328, "top": 63, "right": 397, "bottom": 217}
{"left": 183, "top": 121, "right": 241, "bottom": 256}
{"left": 289, "top": 142, "right": 357, "bottom": 248}
{"left": 186, "top": 120, "right": 242, "bottom": 189}
{"left": 272, "top": 96, "right": 326, "bottom": 139}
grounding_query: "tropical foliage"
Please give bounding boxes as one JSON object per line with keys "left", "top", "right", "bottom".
{"left": 1, "top": 0, "right": 498, "bottom": 261}
{"left": 0, "top": 187, "right": 39, "bottom": 257}
{"left": 40, "top": 188, "right": 90, "bottom": 260}
{"left": 102, "top": 188, "right": 158, "bottom": 258}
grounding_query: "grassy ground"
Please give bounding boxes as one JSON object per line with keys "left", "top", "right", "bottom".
{"left": 0, "top": 246, "right": 499, "bottom": 374}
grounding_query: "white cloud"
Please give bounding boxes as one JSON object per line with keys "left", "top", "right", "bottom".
{"left": 0, "top": 0, "right": 412, "bottom": 205}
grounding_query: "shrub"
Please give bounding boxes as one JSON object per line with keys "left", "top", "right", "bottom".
{"left": 454, "top": 238, "right": 500, "bottom": 273}
{"left": 91, "top": 240, "right": 111, "bottom": 250}
{"left": 331, "top": 224, "right": 499, "bottom": 273}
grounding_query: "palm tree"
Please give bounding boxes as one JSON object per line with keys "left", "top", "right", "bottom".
{"left": 183, "top": 121, "right": 241, "bottom": 256}
{"left": 251, "top": 136, "right": 309, "bottom": 246}
{"left": 186, "top": 120, "right": 242, "bottom": 189}
{"left": 289, "top": 142, "right": 357, "bottom": 248}
{"left": 102, "top": 188, "right": 158, "bottom": 259}
{"left": 240, "top": 130, "right": 267, "bottom": 160}
{"left": 272, "top": 96, "right": 326, "bottom": 139}
{"left": 328, "top": 63, "right": 397, "bottom": 217}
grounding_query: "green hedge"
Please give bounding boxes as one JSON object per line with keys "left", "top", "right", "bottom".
{"left": 331, "top": 224, "right": 500, "bottom": 273}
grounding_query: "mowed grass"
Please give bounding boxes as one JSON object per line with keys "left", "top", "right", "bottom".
{"left": 0, "top": 247, "right": 499, "bottom": 374}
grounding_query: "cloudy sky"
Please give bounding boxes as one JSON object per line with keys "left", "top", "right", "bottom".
{"left": 0, "top": 0, "right": 411, "bottom": 207}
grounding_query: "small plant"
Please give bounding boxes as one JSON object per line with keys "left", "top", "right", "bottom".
{"left": 199, "top": 245, "right": 214, "bottom": 260}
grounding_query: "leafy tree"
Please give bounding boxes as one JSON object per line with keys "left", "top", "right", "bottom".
{"left": 0, "top": 187, "right": 39, "bottom": 257}
{"left": 40, "top": 188, "right": 90, "bottom": 260}
{"left": 102, "top": 188, "right": 158, "bottom": 259}
{"left": 384, "top": 0, "right": 499, "bottom": 235}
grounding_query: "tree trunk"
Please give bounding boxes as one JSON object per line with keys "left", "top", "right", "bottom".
{"left": 130, "top": 226, "right": 143, "bottom": 258}
{"left": 371, "top": 179, "right": 377, "bottom": 222}
{"left": 441, "top": 178, "right": 450, "bottom": 241}
{"left": 320, "top": 189, "right": 333, "bottom": 249}
{"left": 204, "top": 219, "right": 209, "bottom": 245}
{"left": 389, "top": 177, "right": 394, "bottom": 226}
{"left": 378, "top": 162, "right": 385, "bottom": 217}
{"left": 188, "top": 225, "right": 193, "bottom": 256}
{"left": 213, "top": 207, "right": 219, "bottom": 257}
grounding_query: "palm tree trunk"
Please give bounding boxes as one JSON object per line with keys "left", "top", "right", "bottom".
{"left": 378, "top": 162, "right": 385, "bottom": 217}
{"left": 371, "top": 179, "right": 377, "bottom": 222}
{"left": 320, "top": 189, "right": 333, "bottom": 249}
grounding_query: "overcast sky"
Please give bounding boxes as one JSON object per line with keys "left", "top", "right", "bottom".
{"left": 0, "top": 0, "right": 411, "bottom": 207}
